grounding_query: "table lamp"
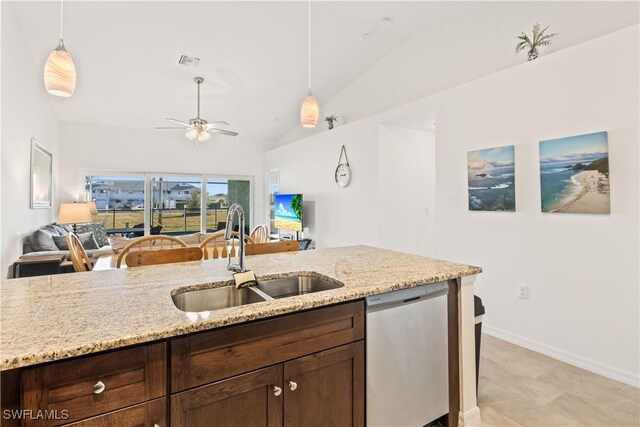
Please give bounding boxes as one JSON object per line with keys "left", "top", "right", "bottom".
{"left": 86, "top": 201, "right": 98, "bottom": 215}
{"left": 58, "top": 202, "right": 92, "bottom": 233}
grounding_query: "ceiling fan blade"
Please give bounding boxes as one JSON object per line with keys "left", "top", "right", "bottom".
{"left": 205, "top": 121, "right": 229, "bottom": 128}
{"left": 155, "top": 126, "right": 189, "bottom": 130}
{"left": 209, "top": 128, "right": 239, "bottom": 137}
{"left": 165, "top": 118, "right": 191, "bottom": 126}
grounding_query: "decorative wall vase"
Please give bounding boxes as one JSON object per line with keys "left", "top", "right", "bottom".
{"left": 528, "top": 48, "right": 538, "bottom": 61}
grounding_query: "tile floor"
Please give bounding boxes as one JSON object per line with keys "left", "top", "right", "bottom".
{"left": 477, "top": 334, "right": 639, "bottom": 427}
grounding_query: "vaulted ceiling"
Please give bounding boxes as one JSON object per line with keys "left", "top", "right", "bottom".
{"left": 6, "top": 1, "right": 639, "bottom": 142}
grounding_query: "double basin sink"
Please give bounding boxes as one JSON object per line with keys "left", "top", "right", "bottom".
{"left": 172, "top": 275, "right": 343, "bottom": 313}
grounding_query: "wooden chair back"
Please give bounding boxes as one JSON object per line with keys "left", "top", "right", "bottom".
{"left": 67, "top": 233, "right": 93, "bottom": 272}
{"left": 124, "top": 247, "right": 203, "bottom": 268}
{"left": 116, "top": 235, "right": 188, "bottom": 268}
{"left": 199, "top": 230, "right": 254, "bottom": 260}
{"left": 245, "top": 240, "right": 299, "bottom": 256}
{"left": 249, "top": 225, "right": 269, "bottom": 244}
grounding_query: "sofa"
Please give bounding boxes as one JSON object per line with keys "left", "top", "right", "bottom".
{"left": 22, "top": 223, "right": 116, "bottom": 260}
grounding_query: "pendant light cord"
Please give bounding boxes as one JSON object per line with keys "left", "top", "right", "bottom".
{"left": 197, "top": 80, "right": 200, "bottom": 118}
{"left": 59, "top": 0, "right": 64, "bottom": 40}
{"left": 307, "top": 0, "right": 311, "bottom": 95}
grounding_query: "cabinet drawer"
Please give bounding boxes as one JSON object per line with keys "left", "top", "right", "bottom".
{"left": 64, "top": 398, "right": 166, "bottom": 427}
{"left": 22, "top": 343, "right": 166, "bottom": 426}
{"left": 171, "top": 301, "right": 364, "bottom": 392}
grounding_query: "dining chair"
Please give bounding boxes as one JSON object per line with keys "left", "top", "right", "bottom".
{"left": 124, "top": 247, "right": 203, "bottom": 268}
{"left": 199, "top": 230, "right": 254, "bottom": 260}
{"left": 249, "top": 224, "right": 269, "bottom": 244}
{"left": 116, "top": 235, "right": 188, "bottom": 268}
{"left": 245, "top": 240, "right": 299, "bottom": 256}
{"left": 67, "top": 232, "right": 93, "bottom": 272}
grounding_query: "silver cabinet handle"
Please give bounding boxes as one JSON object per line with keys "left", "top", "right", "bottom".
{"left": 273, "top": 385, "right": 282, "bottom": 396}
{"left": 288, "top": 380, "right": 297, "bottom": 391}
{"left": 93, "top": 381, "right": 106, "bottom": 394}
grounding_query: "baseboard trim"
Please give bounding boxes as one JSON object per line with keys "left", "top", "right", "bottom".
{"left": 458, "top": 406, "right": 481, "bottom": 427}
{"left": 483, "top": 325, "right": 640, "bottom": 387}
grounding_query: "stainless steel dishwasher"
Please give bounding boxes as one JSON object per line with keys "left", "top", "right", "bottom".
{"left": 366, "top": 281, "right": 449, "bottom": 427}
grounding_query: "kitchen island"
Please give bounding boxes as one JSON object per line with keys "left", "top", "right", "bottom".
{"left": 0, "top": 245, "right": 482, "bottom": 426}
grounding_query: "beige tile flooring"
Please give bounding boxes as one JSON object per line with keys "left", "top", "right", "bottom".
{"left": 477, "top": 334, "right": 640, "bottom": 427}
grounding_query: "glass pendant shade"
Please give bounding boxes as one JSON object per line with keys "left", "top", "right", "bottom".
{"left": 186, "top": 127, "right": 211, "bottom": 141}
{"left": 300, "top": 94, "right": 319, "bottom": 128}
{"left": 44, "top": 40, "right": 76, "bottom": 97}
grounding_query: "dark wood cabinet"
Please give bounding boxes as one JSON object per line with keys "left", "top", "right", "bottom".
{"left": 284, "top": 342, "right": 364, "bottom": 427}
{"left": 21, "top": 343, "right": 166, "bottom": 426}
{"left": 171, "top": 366, "right": 283, "bottom": 427}
{"left": 64, "top": 398, "right": 166, "bottom": 427}
{"left": 1, "top": 302, "right": 366, "bottom": 427}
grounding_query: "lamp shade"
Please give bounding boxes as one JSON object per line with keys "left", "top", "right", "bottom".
{"left": 44, "top": 40, "right": 76, "bottom": 97}
{"left": 58, "top": 202, "right": 91, "bottom": 225}
{"left": 300, "top": 95, "right": 319, "bottom": 128}
{"left": 86, "top": 201, "right": 97, "bottom": 215}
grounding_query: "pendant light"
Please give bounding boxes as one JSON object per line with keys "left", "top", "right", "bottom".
{"left": 300, "top": 0, "right": 319, "bottom": 128}
{"left": 44, "top": 0, "right": 76, "bottom": 97}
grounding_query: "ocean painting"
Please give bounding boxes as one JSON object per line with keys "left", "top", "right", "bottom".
{"left": 274, "top": 193, "right": 303, "bottom": 231}
{"left": 539, "top": 131, "right": 610, "bottom": 214}
{"left": 467, "top": 146, "right": 515, "bottom": 211}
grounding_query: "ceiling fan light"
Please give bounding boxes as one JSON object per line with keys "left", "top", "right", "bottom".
{"left": 199, "top": 130, "right": 212, "bottom": 141}
{"left": 300, "top": 95, "right": 319, "bottom": 128}
{"left": 44, "top": 40, "right": 76, "bottom": 97}
{"left": 185, "top": 128, "right": 199, "bottom": 140}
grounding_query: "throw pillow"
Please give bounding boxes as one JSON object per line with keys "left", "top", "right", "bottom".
{"left": 53, "top": 233, "right": 99, "bottom": 251}
{"left": 76, "top": 222, "right": 109, "bottom": 247}
{"left": 29, "top": 229, "right": 59, "bottom": 252}
{"left": 109, "top": 235, "right": 132, "bottom": 253}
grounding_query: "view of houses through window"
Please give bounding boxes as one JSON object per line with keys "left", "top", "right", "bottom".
{"left": 84, "top": 174, "right": 251, "bottom": 235}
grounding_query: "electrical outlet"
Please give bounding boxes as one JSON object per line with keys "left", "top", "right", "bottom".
{"left": 517, "top": 284, "right": 529, "bottom": 299}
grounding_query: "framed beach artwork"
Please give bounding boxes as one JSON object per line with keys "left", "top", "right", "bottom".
{"left": 467, "top": 145, "right": 515, "bottom": 211}
{"left": 30, "top": 138, "right": 53, "bottom": 209}
{"left": 539, "top": 131, "right": 610, "bottom": 214}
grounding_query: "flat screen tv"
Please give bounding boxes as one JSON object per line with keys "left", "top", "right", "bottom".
{"left": 274, "top": 193, "right": 303, "bottom": 232}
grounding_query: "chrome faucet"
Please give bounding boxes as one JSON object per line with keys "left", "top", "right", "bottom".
{"left": 224, "top": 203, "right": 247, "bottom": 272}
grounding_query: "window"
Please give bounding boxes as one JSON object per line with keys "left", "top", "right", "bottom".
{"left": 83, "top": 172, "right": 253, "bottom": 236}
{"left": 150, "top": 176, "right": 202, "bottom": 235}
{"left": 84, "top": 175, "right": 146, "bottom": 232}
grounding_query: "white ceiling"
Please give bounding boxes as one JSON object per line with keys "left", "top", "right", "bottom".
{"left": 6, "top": 1, "right": 495, "bottom": 140}
{"left": 6, "top": 1, "right": 640, "bottom": 143}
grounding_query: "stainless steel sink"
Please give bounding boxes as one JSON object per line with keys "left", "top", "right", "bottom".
{"left": 172, "top": 286, "right": 266, "bottom": 312}
{"left": 172, "top": 275, "right": 343, "bottom": 312}
{"left": 255, "top": 275, "right": 343, "bottom": 299}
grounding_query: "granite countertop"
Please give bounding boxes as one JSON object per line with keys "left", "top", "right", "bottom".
{"left": 0, "top": 245, "right": 481, "bottom": 371}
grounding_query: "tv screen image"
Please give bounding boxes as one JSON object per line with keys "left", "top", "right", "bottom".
{"left": 274, "top": 193, "right": 303, "bottom": 232}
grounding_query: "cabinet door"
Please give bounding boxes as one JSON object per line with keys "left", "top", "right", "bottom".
{"left": 284, "top": 341, "right": 364, "bottom": 427}
{"left": 171, "top": 366, "right": 283, "bottom": 427}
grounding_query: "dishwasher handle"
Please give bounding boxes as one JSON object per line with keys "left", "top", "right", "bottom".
{"left": 366, "top": 281, "right": 449, "bottom": 312}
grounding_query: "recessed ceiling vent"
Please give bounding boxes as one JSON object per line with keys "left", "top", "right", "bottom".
{"left": 178, "top": 55, "right": 200, "bottom": 67}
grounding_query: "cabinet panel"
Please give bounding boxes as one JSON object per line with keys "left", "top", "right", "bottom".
{"left": 64, "top": 398, "right": 166, "bottom": 427}
{"left": 171, "top": 301, "right": 364, "bottom": 392}
{"left": 171, "top": 366, "right": 283, "bottom": 427}
{"left": 22, "top": 343, "right": 166, "bottom": 426}
{"left": 283, "top": 341, "right": 364, "bottom": 427}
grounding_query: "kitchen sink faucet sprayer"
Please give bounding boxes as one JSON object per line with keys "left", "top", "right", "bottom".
{"left": 225, "top": 203, "right": 248, "bottom": 272}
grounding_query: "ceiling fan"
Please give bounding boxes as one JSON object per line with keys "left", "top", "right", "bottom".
{"left": 155, "top": 76, "right": 238, "bottom": 146}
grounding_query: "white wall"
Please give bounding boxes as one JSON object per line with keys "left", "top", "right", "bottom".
{"left": 1, "top": 7, "right": 60, "bottom": 277}
{"left": 269, "top": 26, "right": 639, "bottom": 385}
{"left": 378, "top": 125, "right": 436, "bottom": 257}
{"left": 58, "top": 121, "right": 266, "bottom": 230}
{"left": 265, "top": 120, "right": 381, "bottom": 249}
{"left": 432, "top": 26, "right": 639, "bottom": 386}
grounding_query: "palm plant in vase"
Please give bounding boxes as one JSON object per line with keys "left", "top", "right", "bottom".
{"left": 516, "top": 23, "right": 557, "bottom": 61}
{"left": 325, "top": 114, "right": 339, "bottom": 130}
